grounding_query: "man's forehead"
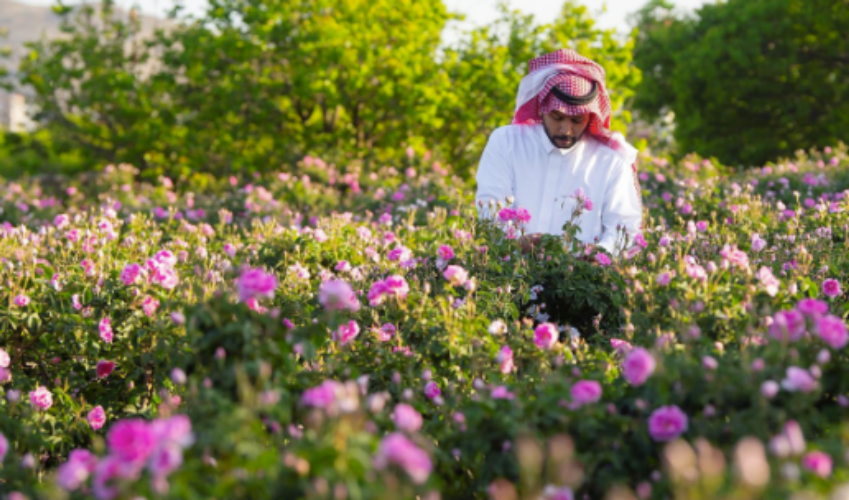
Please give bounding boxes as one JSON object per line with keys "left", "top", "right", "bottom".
{"left": 548, "top": 110, "right": 588, "bottom": 119}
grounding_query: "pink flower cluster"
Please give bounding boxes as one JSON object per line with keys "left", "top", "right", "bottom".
{"left": 367, "top": 275, "right": 410, "bottom": 306}
{"left": 373, "top": 432, "right": 433, "bottom": 485}
{"left": 56, "top": 415, "right": 193, "bottom": 497}
{"left": 318, "top": 279, "right": 361, "bottom": 312}
{"left": 769, "top": 299, "right": 847, "bottom": 349}
{"left": 497, "top": 207, "right": 531, "bottom": 225}
{"left": 236, "top": 267, "right": 278, "bottom": 303}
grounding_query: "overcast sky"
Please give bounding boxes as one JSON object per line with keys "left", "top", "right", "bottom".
{"left": 13, "top": 0, "right": 713, "bottom": 34}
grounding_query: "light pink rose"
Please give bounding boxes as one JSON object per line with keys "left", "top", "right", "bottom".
{"left": 393, "top": 403, "right": 423, "bottom": 433}
{"left": 13, "top": 294, "right": 30, "bottom": 307}
{"left": 622, "top": 347, "right": 655, "bottom": 386}
{"left": 0, "top": 347, "right": 9, "bottom": 368}
{"left": 802, "top": 450, "right": 832, "bottom": 478}
{"left": 595, "top": 253, "right": 612, "bottom": 266}
{"left": 88, "top": 405, "right": 107, "bottom": 430}
{"left": 333, "top": 320, "right": 360, "bottom": 345}
{"left": 496, "top": 345, "right": 515, "bottom": 374}
{"left": 373, "top": 432, "right": 433, "bottom": 485}
{"left": 99, "top": 317, "right": 114, "bottom": 344}
{"left": 29, "top": 386, "right": 53, "bottom": 410}
{"left": 534, "top": 323, "right": 558, "bottom": 350}
{"left": 648, "top": 405, "right": 688, "bottom": 442}
{"left": 443, "top": 265, "right": 469, "bottom": 287}
{"left": 570, "top": 380, "right": 602, "bottom": 405}
{"left": 318, "top": 279, "right": 361, "bottom": 312}
{"left": 781, "top": 366, "right": 817, "bottom": 392}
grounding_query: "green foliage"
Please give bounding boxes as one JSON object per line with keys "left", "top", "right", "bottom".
{"left": 11, "top": 0, "right": 639, "bottom": 180}
{"left": 632, "top": 0, "right": 849, "bottom": 167}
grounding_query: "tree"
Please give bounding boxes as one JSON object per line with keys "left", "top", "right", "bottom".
{"left": 632, "top": 0, "right": 849, "bottom": 166}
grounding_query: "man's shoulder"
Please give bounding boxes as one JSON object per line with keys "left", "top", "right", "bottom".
{"left": 584, "top": 134, "right": 638, "bottom": 171}
{"left": 489, "top": 123, "right": 540, "bottom": 142}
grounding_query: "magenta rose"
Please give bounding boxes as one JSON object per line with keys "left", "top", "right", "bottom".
{"left": 648, "top": 405, "right": 688, "bottom": 442}
{"left": 534, "top": 323, "right": 559, "bottom": 350}
{"left": 29, "top": 386, "right": 53, "bottom": 411}
{"left": 570, "top": 380, "right": 602, "bottom": 405}
{"left": 622, "top": 347, "right": 656, "bottom": 386}
{"left": 87, "top": 406, "right": 107, "bottom": 430}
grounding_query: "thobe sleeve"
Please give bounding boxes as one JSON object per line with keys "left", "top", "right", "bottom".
{"left": 598, "top": 157, "right": 643, "bottom": 255}
{"left": 475, "top": 127, "right": 515, "bottom": 220}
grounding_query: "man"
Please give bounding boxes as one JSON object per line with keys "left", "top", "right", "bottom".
{"left": 475, "top": 49, "right": 643, "bottom": 255}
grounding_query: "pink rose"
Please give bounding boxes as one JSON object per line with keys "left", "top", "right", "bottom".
{"left": 497, "top": 208, "right": 517, "bottom": 222}
{"left": 656, "top": 272, "right": 672, "bottom": 286}
{"left": 376, "top": 323, "right": 396, "bottom": 341}
{"left": 88, "top": 405, "right": 107, "bottom": 430}
{"left": 534, "top": 323, "right": 558, "bottom": 350}
{"left": 236, "top": 268, "right": 277, "bottom": 303}
{"left": 822, "top": 279, "right": 841, "bottom": 298}
{"left": 142, "top": 295, "right": 160, "bottom": 317}
{"left": 106, "top": 418, "right": 156, "bottom": 466}
{"left": 768, "top": 310, "right": 805, "bottom": 341}
{"left": 301, "top": 380, "right": 341, "bottom": 409}
{"left": 797, "top": 298, "right": 828, "bottom": 317}
{"left": 570, "top": 380, "right": 602, "bottom": 405}
{"left": 496, "top": 345, "right": 515, "bottom": 374}
{"left": 802, "top": 451, "right": 832, "bottom": 478}
{"left": 54, "top": 214, "right": 70, "bottom": 228}
{"left": 120, "top": 263, "right": 143, "bottom": 285}
{"left": 29, "top": 386, "right": 53, "bottom": 410}
{"left": 393, "top": 403, "right": 423, "bottom": 433}
{"left": 443, "top": 265, "right": 469, "bottom": 287}
{"left": 0, "top": 347, "right": 9, "bottom": 368}
{"left": 815, "top": 314, "right": 848, "bottom": 349}
{"left": 437, "top": 245, "right": 455, "bottom": 260}
{"left": 423, "top": 381, "right": 441, "bottom": 400}
{"left": 0, "top": 431, "right": 7, "bottom": 462}
{"left": 0, "top": 367, "right": 11, "bottom": 384}
{"left": 648, "top": 405, "right": 688, "bottom": 442}
{"left": 318, "top": 279, "right": 361, "bottom": 312}
{"left": 99, "top": 317, "right": 114, "bottom": 344}
{"left": 761, "top": 380, "right": 779, "bottom": 398}
{"left": 333, "top": 320, "right": 360, "bottom": 345}
{"left": 781, "top": 366, "right": 817, "bottom": 393}
{"left": 97, "top": 360, "right": 115, "bottom": 379}
{"left": 515, "top": 208, "right": 531, "bottom": 223}
{"left": 56, "top": 449, "right": 98, "bottom": 491}
{"left": 622, "top": 347, "right": 655, "bottom": 386}
{"left": 13, "top": 294, "right": 30, "bottom": 307}
{"left": 374, "top": 432, "right": 432, "bottom": 485}
{"left": 595, "top": 253, "right": 612, "bottom": 266}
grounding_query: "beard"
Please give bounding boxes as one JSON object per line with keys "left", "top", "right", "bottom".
{"left": 543, "top": 121, "right": 583, "bottom": 149}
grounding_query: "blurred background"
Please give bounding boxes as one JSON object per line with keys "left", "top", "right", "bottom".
{"left": 0, "top": 0, "right": 846, "bottom": 182}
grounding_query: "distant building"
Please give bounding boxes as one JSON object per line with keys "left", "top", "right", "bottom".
{"left": 0, "top": 89, "right": 36, "bottom": 133}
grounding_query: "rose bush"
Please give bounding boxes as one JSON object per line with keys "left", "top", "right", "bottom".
{"left": 0, "top": 144, "right": 849, "bottom": 498}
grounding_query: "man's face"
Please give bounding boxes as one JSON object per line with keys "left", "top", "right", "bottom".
{"left": 542, "top": 110, "right": 591, "bottom": 149}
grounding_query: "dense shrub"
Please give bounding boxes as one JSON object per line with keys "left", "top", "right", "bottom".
{"left": 1, "top": 143, "right": 849, "bottom": 498}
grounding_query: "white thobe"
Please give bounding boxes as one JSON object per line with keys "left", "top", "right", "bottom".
{"left": 475, "top": 123, "right": 643, "bottom": 254}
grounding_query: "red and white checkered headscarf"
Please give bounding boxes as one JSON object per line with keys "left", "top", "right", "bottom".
{"left": 513, "top": 49, "right": 637, "bottom": 167}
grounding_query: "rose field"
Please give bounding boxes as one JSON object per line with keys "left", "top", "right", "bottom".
{"left": 2, "top": 144, "right": 849, "bottom": 499}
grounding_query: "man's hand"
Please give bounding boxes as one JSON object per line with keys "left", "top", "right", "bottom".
{"left": 519, "top": 233, "right": 545, "bottom": 254}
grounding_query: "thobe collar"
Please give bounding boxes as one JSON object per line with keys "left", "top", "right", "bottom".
{"left": 534, "top": 123, "right": 581, "bottom": 156}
